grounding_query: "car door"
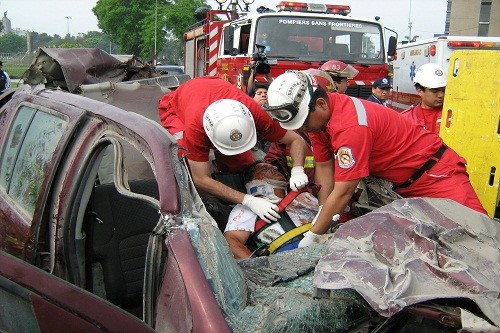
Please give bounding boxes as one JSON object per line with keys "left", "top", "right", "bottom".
{"left": 0, "top": 89, "right": 86, "bottom": 262}
{"left": 0, "top": 250, "right": 154, "bottom": 333}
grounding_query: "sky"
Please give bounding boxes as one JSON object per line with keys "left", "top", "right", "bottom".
{"left": 1, "top": 0, "right": 447, "bottom": 41}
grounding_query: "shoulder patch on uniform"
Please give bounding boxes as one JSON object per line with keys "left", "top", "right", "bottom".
{"left": 336, "top": 146, "right": 355, "bottom": 169}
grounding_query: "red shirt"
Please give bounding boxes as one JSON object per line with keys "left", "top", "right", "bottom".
{"left": 265, "top": 131, "right": 315, "bottom": 181}
{"left": 400, "top": 104, "right": 442, "bottom": 134}
{"left": 309, "top": 93, "right": 443, "bottom": 185}
{"left": 158, "top": 77, "right": 286, "bottom": 172}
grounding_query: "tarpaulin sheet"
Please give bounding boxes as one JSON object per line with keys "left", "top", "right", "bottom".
{"left": 314, "top": 197, "right": 500, "bottom": 327}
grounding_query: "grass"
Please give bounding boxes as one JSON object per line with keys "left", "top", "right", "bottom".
{"left": 2, "top": 63, "right": 31, "bottom": 87}
{"left": 3, "top": 63, "right": 30, "bottom": 79}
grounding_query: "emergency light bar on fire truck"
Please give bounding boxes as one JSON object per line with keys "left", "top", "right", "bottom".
{"left": 275, "top": 1, "right": 351, "bottom": 15}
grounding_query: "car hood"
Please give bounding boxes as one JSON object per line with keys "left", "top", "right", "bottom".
{"left": 314, "top": 197, "right": 500, "bottom": 327}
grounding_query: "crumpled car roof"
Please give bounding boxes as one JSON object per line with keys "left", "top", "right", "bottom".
{"left": 22, "top": 47, "right": 158, "bottom": 93}
{"left": 314, "top": 197, "right": 500, "bottom": 327}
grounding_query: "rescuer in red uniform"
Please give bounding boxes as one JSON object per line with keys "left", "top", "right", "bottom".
{"left": 319, "top": 60, "right": 359, "bottom": 94}
{"left": 401, "top": 63, "right": 447, "bottom": 134}
{"left": 264, "top": 68, "right": 336, "bottom": 181}
{"left": 264, "top": 71, "right": 487, "bottom": 247}
{"left": 158, "top": 76, "right": 308, "bottom": 225}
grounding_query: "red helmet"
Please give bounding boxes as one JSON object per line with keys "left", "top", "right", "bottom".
{"left": 301, "top": 68, "right": 335, "bottom": 92}
{"left": 320, "top": 60, "right": 359, "bottom": 79}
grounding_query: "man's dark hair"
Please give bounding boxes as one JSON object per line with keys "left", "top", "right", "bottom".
{"left": 248, "top": 82, "right": 269, "bottom": 97}
{"left": 414, "top": 83, "right": 425, "bottom": 91}
{"left": 308, "top": 86, "right": 327, "bottom": 112}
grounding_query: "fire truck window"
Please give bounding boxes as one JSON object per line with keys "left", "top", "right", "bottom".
{"left": 223, "top": 26, "right": 234, "bottom": 55}
{"left": 240, "top": 33, "right": 250, "bottom": 54}
{"left": 239, "top": 24, "right": 251, "bottom": 54}
{"left": 254, "top": 16, "right": 384, "bottom": 64}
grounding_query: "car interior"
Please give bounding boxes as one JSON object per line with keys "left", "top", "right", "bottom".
{"left": 72, "top": 138, "right": 162, "bottom": 318}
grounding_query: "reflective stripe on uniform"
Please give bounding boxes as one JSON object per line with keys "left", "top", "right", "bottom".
{"left": 349, "top": 97, "right": 367, "bottom": 126}
{"left": 173, "top": 131, "right": 184, "bottom": 141}
{"left": 286, "top": 155, "right": 315, "bottom": 168}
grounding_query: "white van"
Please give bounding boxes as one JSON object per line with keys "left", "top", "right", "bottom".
{"left": 389, "top": 35, "right": 500, "bottom": 111}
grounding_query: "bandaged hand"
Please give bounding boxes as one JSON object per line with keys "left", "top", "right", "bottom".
{"left": 311, "top": 206, "right": 340, "bottom": 226}
{"left": 289, "top": 166, "right": 308, "bottom": 191}
{"left": 298, "top": 230, "right": 325, "bottom": 248}
{"left": 311, "top": 205, "right": 323, "bottom": 226}
{"left": 243, "top": 194, "right": 280, "bottom": 223}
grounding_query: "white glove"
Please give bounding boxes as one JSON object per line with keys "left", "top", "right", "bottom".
{"left": 243, "top": 194, "right": 280, "bottom": 223}
{"left": 289, "top": 166, "right": 308, "bottom": 191}
{"left": 298, "top": 230, "right": 324, "bottom": 248}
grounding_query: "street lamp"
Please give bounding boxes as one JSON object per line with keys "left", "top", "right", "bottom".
{"left": 215, "top": 0, "right": 227, "bottom": 10}
{"left": 242, "top": 0, "right": 255, "bottom": 11}
{"left": 407, "top": 0, "right": 413, "bottom": 42}
{"left": 154, "top": 0, "right": 158, "bottom": 65}
{"left": 65, "top": 16, "right": 72, "bottom": 36}
{"left": 215, "top": 0, "right": 254, "bottom": 12}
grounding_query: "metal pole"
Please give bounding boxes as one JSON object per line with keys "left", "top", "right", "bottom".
{"left": 65, "top": 16, "right": 72, "bottom": 36}
{"left": 408, "top": 0, "right": 412, "bottom": 42}
{"left": 154, "top": 0, "right": 158, "bottom": 65}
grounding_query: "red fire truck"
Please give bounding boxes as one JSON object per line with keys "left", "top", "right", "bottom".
{"left": 184, "top": 1, "right": 397, "bottom": 98}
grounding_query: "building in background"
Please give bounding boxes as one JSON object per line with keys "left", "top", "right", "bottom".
{"left": 445, "top": 0, "right": 500, "bottom": 36}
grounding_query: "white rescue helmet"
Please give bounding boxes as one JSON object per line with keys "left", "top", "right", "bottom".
{"left": 203, "top": 99, "right": 257, "bottom": 155}
{"left": 413, "top": 63, "right": 447, "bottom": 88}
{"left": 264, "top": 71, "right": 314, "bottom": 130}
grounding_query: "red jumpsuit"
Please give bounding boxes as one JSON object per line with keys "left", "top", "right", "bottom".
{"left": 158, "top": 77, "right": 286, "bottom": 173}
{"left": 400, "top": 104, "right": 442, "bottom": 134}
{"left": 309, "top": 93, "right": 486, "bottom": 215}
{"left": 265, "top": 131, "right": 315, "bottom": 181}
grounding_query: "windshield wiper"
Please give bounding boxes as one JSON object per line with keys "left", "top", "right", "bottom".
{"left": 271, "top": 56, "right": 313, "bottom": 64}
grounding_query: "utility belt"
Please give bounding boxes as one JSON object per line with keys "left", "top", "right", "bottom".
{"left": 398, "top": 145, "right": 447, "bottom": 189}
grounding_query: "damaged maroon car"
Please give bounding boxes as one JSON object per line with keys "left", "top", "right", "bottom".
{"left": 0, "top": 48, "right": 498, "bottom": 332}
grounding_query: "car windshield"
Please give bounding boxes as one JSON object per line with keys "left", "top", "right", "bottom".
{"left": 254, "top": 16, "right": 384, "bottom": 64}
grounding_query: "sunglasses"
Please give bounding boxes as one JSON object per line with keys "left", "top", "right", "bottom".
{"left": 264, "top": 72, "right": 313, "bottom": 123}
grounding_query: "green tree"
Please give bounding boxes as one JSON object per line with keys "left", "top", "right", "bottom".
{"left": 0, "top": 33, "right": 27, "bottom": 53}
{"left": 59, "top": 42, "right": 85, "bottom": 48}
{"left": 158, "top": 33, "right": 183, "bottom": 65}
{"left": 93, "top": 0, "right": 207, "bottom": 60}
{"left": 31, "top": 32, "right": 54, "bottom": 50}
{"left": 163, "top": 0, "right": 207, "bottom": 40}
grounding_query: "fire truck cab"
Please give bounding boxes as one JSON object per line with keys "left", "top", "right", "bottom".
{"left": 184, "top": 2, "right": 397, "bottom": 98}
